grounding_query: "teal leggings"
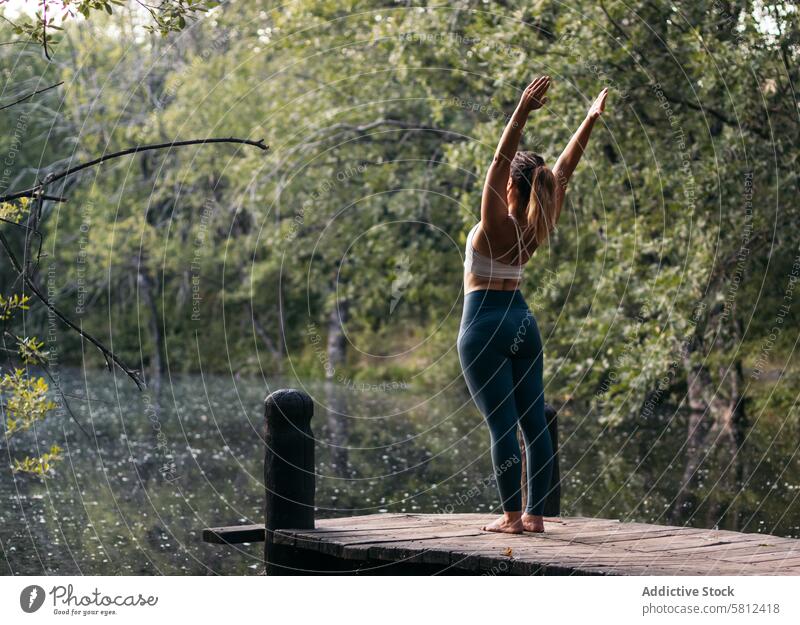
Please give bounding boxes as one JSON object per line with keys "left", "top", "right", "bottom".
{"left": 457, "top": 289, "right": 554, "bottom": 515}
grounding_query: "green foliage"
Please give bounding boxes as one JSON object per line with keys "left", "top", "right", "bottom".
{"left": 1, "top": 368, "right": 57, "bottom": 437}
{"left": 0, "top": 197, "right": 31, "bottom": 223}
{"left": 0, "top": 292, "right": 30, "bottom": 321}
{"left": 12, "top": 443, "right": 62, "bottom": 475}
{"left": 1, "top": 0, "right": 218, "bottom": 52}
{"left": 15, "top": 335, "right": 47, "bottom": 364}
{"left": 0, "top": 0, "right": 216, "bottom": 478}
{"left": 1, "top": 0, "right": 798, "bottom": 443}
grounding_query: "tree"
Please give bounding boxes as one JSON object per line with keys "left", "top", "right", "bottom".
{"left": 2, "top": 0, "right": 797, "bottom": 533}
{"left": 0, "top": 0, "right": 265, "bottom": 474}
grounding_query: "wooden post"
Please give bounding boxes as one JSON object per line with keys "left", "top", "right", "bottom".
{"left": 263, "top": 388, "right": 315, "bottom": 575}
{"left": 519, "top": 402, "right": 561, "bottom": 516}
{"left": 543, "top": 403, "right": 561, "bottom": 517}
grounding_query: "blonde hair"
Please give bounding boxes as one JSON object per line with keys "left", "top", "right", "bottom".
{"left": 510, "top": 151, "right": 559, "bottom": 247}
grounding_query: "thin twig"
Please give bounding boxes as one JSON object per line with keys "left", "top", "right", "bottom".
{"left": 0, "top": 137, "right": 269, "bottom": 202}
{"left": 10, "top": 338, "right": 92, "bottom": 439}
{"left": 0, "top": 216, "right": 36, "bottom": 230}
{"left": 42, "top": 1, "right": 50, "bottom": 60}
{"left": 42, "top": 368, "right": 90, "bottom": 438}
{"left": 0, "top": 81, "right": 63, "bottom": 112}
{"left": 599, "top": 0, "right": 631, "bottom": 41}
{"left": 60, "top": 392, "right": 114, "bottom": 405}
{"left": 0, "top": 215, "right": 44, "bottom": 266}
{"left": 0, "top": 230, "right": 145, "bottom": 390}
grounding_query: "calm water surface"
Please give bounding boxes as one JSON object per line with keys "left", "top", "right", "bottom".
{"left": 2, "top": 369, "right": 798, "bottom": 574}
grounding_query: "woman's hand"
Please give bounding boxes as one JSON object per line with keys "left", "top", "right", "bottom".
{"left": 483, "top": 75, "right": 550, "bottom": 230}
{"left": 518, "top": 75, "right": 551, "bottom": 114}
{"left": 553, "top": 87, "right": 608, "bottom": 202}
{"left": 587, "top": 87, "right": 608, "bottom": 120}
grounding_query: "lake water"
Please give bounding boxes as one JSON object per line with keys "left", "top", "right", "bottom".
{"left": 2, "top": 369, "right": 798, "bottom": 574}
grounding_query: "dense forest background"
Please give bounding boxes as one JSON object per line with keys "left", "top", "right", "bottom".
{"left": 1, "top": 0, "right": 798, "bottom": 497}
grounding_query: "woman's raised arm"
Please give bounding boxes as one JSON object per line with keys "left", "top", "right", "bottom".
{"left": 481, "top": 76, "right": 551, "bottom": 232}
{"left": 552, "top": 87, "right": 608, "bottom": 206}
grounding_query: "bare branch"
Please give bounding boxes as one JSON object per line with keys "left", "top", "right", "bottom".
{"left": 0, "top": 216, "right": 36, "bottom": 230}
{"left": 0, "top": 230, "right": 145, "bottom": 390}
{"left": 0, "top": 136, "right": 268, "bottom": 394}
{"left": 281, "top": 118, "right": 464, "bottom": 162}
{"left": 0, "top": 81, "right": 63, "bottom": 112}
{"left": 0, "top": 137, "right": 269, "bottom": 203}
{"left": 599, "top": 1, "right": 632, "bottom": 42}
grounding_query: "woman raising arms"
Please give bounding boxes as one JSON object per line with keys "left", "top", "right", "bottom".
{"left": 457, "top": 76, "right": 608, "bottom": 533}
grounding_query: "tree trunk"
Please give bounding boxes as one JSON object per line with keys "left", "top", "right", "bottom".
{"left": 249, "top": 300, "right": 283, "bottom": 373}
{"left": 277, "top": 276, "right": 286, "bottom": 368}
{"left": 138, "top": 267, "right": 163, "bottom": 405}
{"left": 323, "top": 294, "right": 350, "bottom": 476}
{"left": 671, "top": 348, "right": 747, "bottom": 527}
{"left": 704, "top": 360, "right": 747, "bottom": 531}
{"left": 324, "top": 380, "right": 350, "bottom": 477}
{"left": 326, "top": 296, "right": 348, "bottom": 379}
{"left": 670, "top": 358, "right": 712, "bottom": 524}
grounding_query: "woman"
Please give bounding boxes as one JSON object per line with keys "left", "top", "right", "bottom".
{"left": 457, "top": 76, "right": 608, "bottom": 534}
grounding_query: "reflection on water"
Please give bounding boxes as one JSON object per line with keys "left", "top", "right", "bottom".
{"left": 1, "top": 369, "right": 798, "bottom": 574}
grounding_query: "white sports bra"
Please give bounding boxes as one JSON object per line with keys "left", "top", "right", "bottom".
{"left": 464, "top": 217, "right": 526, "bottom": 280}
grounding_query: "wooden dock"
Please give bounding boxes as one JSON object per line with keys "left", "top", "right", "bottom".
{"left": 202, "top": 388, "right": 800, "bottom": 575}
{"left": 206, "top": 512, "right": 800, "bottom": 576}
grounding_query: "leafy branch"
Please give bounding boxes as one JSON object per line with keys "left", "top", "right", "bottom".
{"left": 0, "top": 136, "right": 268, "bottom": 390}
{"left": 1, "top": 1, "right": 220, "bottom": 58}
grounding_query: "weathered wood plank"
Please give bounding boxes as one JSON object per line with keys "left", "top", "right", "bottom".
{"left": 602, "top": 532, "right": 748, "bottom": 552}
{"left": 718, "top": 552, "right": 800, "bottom": 565}
{"left": 267, "top": 513, "right": 800, "bottom": 576}
{"left": 669, "top": 544, "right": 799, "bottom": 559}
{"left": 562, "top": 529, "right": 703, "bottom": 546}
{"left": 202, "top": 524, "right": 266, "bottom": 545}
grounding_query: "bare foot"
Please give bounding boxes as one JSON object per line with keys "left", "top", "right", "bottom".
{"left": 481, "top": 513, "right": 523, "bottom": 534}
{"left": 521, "top": 513, "right": 545, "bottom": 532}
